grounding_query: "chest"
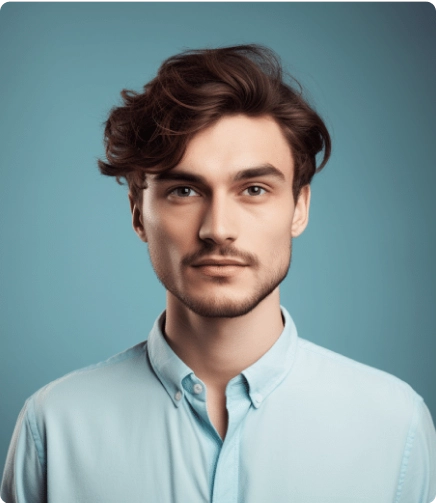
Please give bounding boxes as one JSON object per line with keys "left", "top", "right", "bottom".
{"left": 44, "top": 392, "right": 403, "bottom": 503}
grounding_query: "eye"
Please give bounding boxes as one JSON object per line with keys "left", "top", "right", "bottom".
{"left": 169, "top": 186, "right": 200, "bottom": 198}
{"left": 243, "top": 186, "right": 267, "bottom": 196}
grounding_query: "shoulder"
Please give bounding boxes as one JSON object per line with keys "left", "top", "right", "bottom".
{"left": 27, "top": 340, "right": 153, "bottom": 425}
{"left": 287, "top": 338, "right": 436, "bottom": 499}
{"left": 294, "top": 337, "right": 422, "bottom": 423}
{"left": 38, "top": 339, "right": 149, "bottom": 391}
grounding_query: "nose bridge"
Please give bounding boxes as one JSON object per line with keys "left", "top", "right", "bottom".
{"left": 198, "top": 188, "right": 236, "bottom": 244}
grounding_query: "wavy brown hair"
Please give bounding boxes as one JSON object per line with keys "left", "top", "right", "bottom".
{"left": 97, "top": 44, "right": 331, "bottom": 205}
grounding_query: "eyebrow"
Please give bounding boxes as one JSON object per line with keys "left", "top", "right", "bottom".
{"left": 153, "top": 163, "right": 286, "bottom": 184}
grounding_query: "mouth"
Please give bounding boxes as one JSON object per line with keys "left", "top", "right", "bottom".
{"left": 191, "top": 257, "right": 248, "bottom": 267}
{"left": 190, "top": 259, "right": 248, "bottom": 277}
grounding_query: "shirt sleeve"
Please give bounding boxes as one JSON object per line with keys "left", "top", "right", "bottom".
{"left": 1, "top": 398, "right": 46, "bottom": 503}
{"left": 396, "top": 397, "right": 436, "bottom": 503}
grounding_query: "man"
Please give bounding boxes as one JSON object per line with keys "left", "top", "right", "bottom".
{"left": 2, "top": 45, "right": 435, "bottom": 503}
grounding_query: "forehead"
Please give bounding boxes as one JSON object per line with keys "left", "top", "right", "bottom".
{"left": 174, "top": 114, "right": 294, "bottom": 182}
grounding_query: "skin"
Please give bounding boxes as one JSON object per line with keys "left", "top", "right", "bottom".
{"left": 129, "top": 114, "right": 310, "bottom": 439}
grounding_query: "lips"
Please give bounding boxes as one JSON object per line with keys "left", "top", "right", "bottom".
{"left": 190, "top": 257, "right": 248, "bottom": 277}
{"left": 191, "top": 258, "right": 248, "bottom": 267}
{"left": 192, "top": 265, "right": 246, "bottom": 278}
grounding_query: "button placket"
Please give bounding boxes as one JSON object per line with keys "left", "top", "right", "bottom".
{"left": 211, "top": 377, "right": 252, "bottom": 503}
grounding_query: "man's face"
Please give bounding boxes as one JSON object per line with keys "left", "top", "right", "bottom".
{"left": 131, "top": 114, "right": 310, "bottom": 318}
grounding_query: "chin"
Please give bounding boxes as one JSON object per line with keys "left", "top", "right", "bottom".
{"left": 156, "top": 258, "right": 291, "bottom": 319}
{"left": 170, "top": 287, "right": 276, "bottom": 318}
{"left": 181, "top": 299, "right": 261, "bottom": 318}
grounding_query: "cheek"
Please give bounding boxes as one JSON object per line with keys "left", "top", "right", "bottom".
{"left": 261, "top": 214, "right": 293, "bottom": 261}
{"left": 260, "top": 204, "right": 294, "bottom": 239}
{"left": 146, "top": 214, "right": 196, "bottom": 262}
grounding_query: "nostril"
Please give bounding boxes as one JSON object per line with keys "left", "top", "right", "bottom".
{"left": 198, "top": 205, "right": 237, "bottom": 244}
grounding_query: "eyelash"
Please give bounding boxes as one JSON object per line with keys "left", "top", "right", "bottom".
{"left": 168, "top": 185, "right": 268, "bottom": 198}
{"left": 242, "top": 186, "right": 267, "bottom": 196}
{"left": 169, "top": 187, "right": 199, "bottom": 198}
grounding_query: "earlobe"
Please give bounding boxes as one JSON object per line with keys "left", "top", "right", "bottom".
{"left": 291, "top": 185, "right": 311, "bottom": 238}
{"left": 128, "top": 193, "right": 148, "bottom": 243}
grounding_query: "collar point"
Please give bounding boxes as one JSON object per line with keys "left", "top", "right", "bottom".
{"left": 251, "top": 392, "right": 263, "bottom": 408}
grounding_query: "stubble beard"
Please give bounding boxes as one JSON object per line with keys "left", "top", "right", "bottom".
{"left": 148, "top": 241, "right": 292, "bottom": 319}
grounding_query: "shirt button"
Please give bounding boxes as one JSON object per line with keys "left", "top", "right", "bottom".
{"left": 253, "top": 393, "right": 262, "bottom": 405}
{"left": 193, "top": 383, "right": 203, "bottom": 394}
{"left": 175, "top": 391, "right": 182, "bottom": 401}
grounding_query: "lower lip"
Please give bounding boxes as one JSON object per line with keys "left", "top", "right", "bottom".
{"left": 192, "top": 265, "right": 247, "bottom": 277}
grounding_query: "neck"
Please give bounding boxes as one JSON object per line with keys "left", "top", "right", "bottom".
{"left": 163, "top": 289, "right": 284, "bottom": 392}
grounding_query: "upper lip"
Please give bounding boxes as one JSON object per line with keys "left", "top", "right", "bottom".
{"left": 191, "top": 257, "right": 248, "bottom": 267}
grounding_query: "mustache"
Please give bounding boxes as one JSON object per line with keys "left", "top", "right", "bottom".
{"left": 182, "top": 244, "right": 259, "bottom": 267}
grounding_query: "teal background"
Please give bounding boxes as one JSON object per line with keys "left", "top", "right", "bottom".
{"left": 1, "top": 2, "right": 435, "bottom": 474}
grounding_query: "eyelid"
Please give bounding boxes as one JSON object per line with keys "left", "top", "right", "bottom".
{"left": 166, "top": 182, "right": 270, "bottom": 198}
{"left": 167, "top": 185, "right": 201, "bottom": 197}
{"left": 241, "top": 183, "right": 269, "bottom": 195}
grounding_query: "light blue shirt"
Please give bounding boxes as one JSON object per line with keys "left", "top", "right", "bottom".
{"left": 2, "top": 307, "right": 436, "bottom": 503}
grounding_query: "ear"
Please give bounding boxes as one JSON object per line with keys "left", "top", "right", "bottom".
{"left": 128, "top": 193, "right": 147, "bottom": 243}
{"left": 291, "top": 184, "right": 311, "bottom": 238}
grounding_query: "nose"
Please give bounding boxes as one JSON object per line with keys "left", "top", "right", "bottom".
{"left": 198, "top": 193, "right": 237, "bottom": 245}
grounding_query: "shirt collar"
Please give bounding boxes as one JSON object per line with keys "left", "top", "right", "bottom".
{"left": 147, "top": 306, "right": 299, "bottom": 408}
{"left": 242, "top": 306, "right": 299, "bottom": 408}
{"left": 147, "top": 310, "right": 193, "bottom": 407}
